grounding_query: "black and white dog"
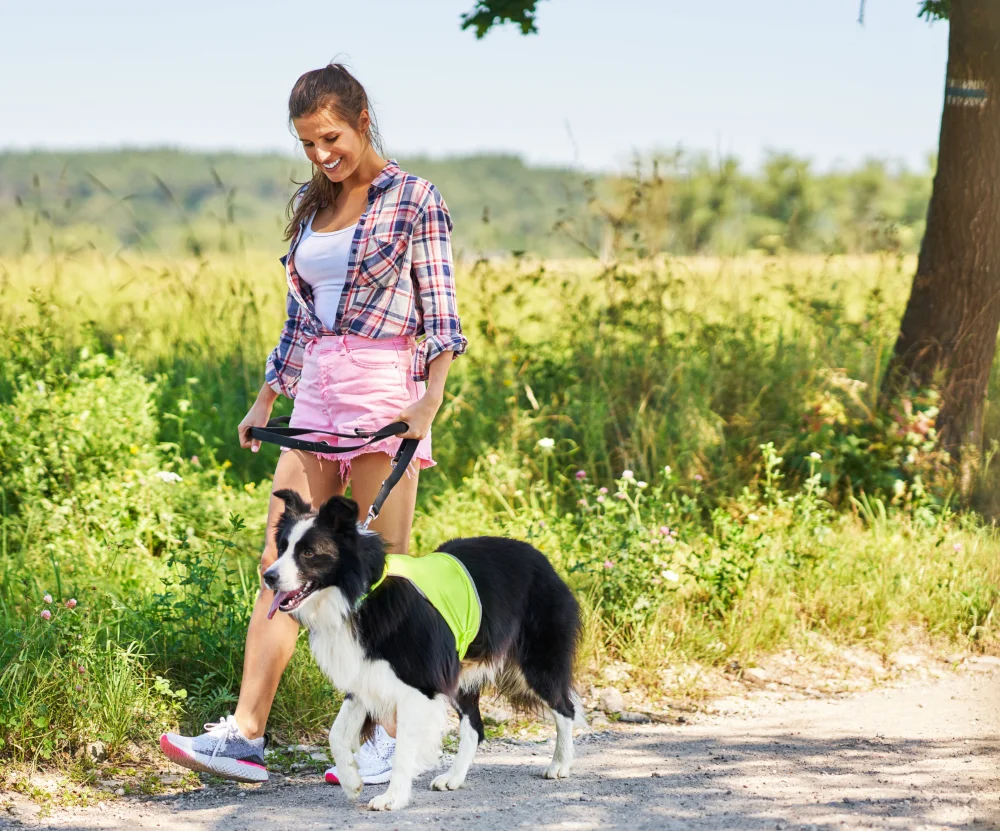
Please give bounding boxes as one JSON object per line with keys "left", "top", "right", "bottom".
{"left": 262, "top": 490, "right": 584, "bottom": 812}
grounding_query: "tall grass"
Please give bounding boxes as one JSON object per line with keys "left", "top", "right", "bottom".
{"left": 0, "top": 249, "right": 997, "bottom": 764}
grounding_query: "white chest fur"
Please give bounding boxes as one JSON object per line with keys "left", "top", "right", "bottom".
{"left": 296, "top": 588, "right": 402, "bottom": 722}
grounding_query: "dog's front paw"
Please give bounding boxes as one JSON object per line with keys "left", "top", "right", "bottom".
{"left": 543, "top": 761, "right": 572, "bottom": 779}
{"left": 338, "top": 767, "right": 363, "bottom": 802}
{"left": 430, "top": 771, "right": 466, "bottom": 791}
{"left": 368, "top": 789, "right": 410, "bottom": 811}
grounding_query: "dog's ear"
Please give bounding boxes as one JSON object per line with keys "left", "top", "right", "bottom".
{"left": 316, "top": 495, "right": 359, "bottom": 535}
{"left": 273, "top": 489, "right": 311, "bottom": 519}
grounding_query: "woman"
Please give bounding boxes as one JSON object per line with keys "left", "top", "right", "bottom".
{"left": 160, "top": 63, "right": 467, "bottom": 787}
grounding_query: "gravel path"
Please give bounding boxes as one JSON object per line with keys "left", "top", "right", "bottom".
{"left": 5, "top": 661, "right": 999, "bottom": 830}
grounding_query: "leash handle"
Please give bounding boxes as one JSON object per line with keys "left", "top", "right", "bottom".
{"left": 248, "top": 417, "right": 408, "bottom": 455}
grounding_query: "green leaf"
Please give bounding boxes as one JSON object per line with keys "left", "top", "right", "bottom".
{"left": 460, "top": 0, "right": 544, "bottom": 38}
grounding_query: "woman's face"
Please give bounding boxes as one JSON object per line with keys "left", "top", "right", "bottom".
{"left": 294, "top": 107, "right": 370, "bottom": 184}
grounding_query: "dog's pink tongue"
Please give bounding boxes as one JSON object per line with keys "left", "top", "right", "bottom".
{"left": 267, "top": 591, "right": 290, "bottom": 620}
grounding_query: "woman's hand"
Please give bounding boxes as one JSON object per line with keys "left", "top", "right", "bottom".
{"left": 239, "top": 385, "right": 278, "bottom": 452}
{"left": 396, "top": 391, "right": 443, "bottom": 440}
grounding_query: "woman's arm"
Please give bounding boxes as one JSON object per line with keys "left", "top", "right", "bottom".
{"left": 397, "top": 351, "right": 454, "bottom": 440}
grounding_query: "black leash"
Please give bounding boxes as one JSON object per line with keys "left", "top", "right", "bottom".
{"left": 249, "top": 416, "right": 419, "bottom": 529}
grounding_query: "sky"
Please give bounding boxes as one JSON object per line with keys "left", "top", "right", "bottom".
{"left": 0, "top": 0, "right": 949, "bottom": 173}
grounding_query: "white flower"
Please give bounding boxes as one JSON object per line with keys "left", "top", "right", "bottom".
{"left": 747, "top": 513, "right": 759, "bottom": 522}
{"left": 663, "top": 466, "right": 672, "bottom": 476}
{"left": 661, "top": 569, "right": 680, "bottom": 583}
{"left": 621, "top": 470, "right": 635, "bottom": 480}
{"left": 536, "top": 438, "right": 555, "bottom": 450}
{"left": 636, "top": 481, "right": 648, "bottom": 489}
{"left": 809, "top": 451, "right": 822, "bottom": 460}
{"left": 155, "top": 471, "right": 183, "bottom": 484}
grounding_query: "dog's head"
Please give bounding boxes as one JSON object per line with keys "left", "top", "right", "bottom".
{"left": 261, "top": 490, "right": 365, "bottom": 620}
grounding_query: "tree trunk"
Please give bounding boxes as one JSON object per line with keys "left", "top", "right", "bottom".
{"left": 881, "top": 0, "right": 1000, "bottom": 496}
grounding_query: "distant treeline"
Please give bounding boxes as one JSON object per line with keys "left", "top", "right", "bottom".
{"left": 0, "top": 148, "right": 933, "bottom": 258}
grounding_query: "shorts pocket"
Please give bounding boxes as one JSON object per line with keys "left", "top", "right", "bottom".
{"left": 357, "top": 231, "right": 410, "bottom": 288}
{"left": 345, "top": 342, "right": 402, "bottom": 370}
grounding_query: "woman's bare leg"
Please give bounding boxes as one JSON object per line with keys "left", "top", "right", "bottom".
{"left": 233, "top": 450, "right": 346, "bottom": 740}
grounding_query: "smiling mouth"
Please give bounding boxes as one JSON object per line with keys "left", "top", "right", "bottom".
{"left": 323, "top": 158, "right": 342, "bottom": 171}
{"left": 267, "top": 582, "right": 317, "bottom": 619}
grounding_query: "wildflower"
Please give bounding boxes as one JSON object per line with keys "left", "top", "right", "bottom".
{"left": 748, "top": 513, "right": 759, "bottom": 522}
{"left": 75, "top": 685, "right": 83, "bottom": 692}
{"left": 78, "top": 666, "right": 86, "bottom": 674}
{"left": 599, "top": 487, "right": 609, "bottom": 494}
{"left": 664, "top": 465, "right": 672, "bottom": 476}
{"left": 190, "top": 455, "right": 200, "bottom": 466}
{"left": 636, "top": 481, "right": 648, "bottom": 489}
{"left": 809, "top": 451, "right": 822, "bottom": 461}
{"left": 621, "top": 470, "right": 635, "bottom": 480}
{"left": 43, "top": 594, "right": 52, "bottom": 604}
{"left": 536, "top": 438, "right": 555, "bottom": 450}
{"left": 486, "top": 453, "right": 500, "bottom": 465}
{"left": 577, "top": 499, "right": 587, "bottom": 507}
{"left": 659, "top": 526, "right": 671, "bottom": 536}
{"left": 694, "top": 474, "right": 703, "bottom": 482}
{"left": 615, "top": 492, "right": 627, "bottom": 500}
{"left": 155, "top": 471, "right": 183, "bottom": 484}
{"left": 662, "top": 570, "right": 680, "bottom": 583}
{"left": 596, "top": 495, "right": 606, "bottom": 503}
{"left": 603, "top": 560, "right": 615, "bottom": 569}
{"left": 40, "top": 609, "right": 51, "bottom": 620}
{"left": 953, "top": 542, "right": 963, "bottom": 552}
{"left": 575, "top": 470, "right": 587, "bottom": 480}
{"left": 538, "top": 520, "right": 547, "bottom": 528}
{"left": 65, "top": 598, "right": 77, "bottom": 609}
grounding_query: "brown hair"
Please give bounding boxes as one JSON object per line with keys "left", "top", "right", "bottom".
{"left": 283, "top": 63, "right": 384, "bottom": 240}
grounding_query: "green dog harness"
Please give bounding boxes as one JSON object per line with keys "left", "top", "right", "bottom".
{"left": 362, "top": 552, "right": 482, "bottom": 660}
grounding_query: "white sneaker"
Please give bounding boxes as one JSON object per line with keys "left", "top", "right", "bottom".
{"left": 325, "top": 725, "right": 395, "bottom": 786}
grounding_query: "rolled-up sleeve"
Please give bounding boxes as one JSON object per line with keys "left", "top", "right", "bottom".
{"left": 264, "top": 286, "right": 308, "bottom": 399}
{"left": 410, "top": 189, "right": 468, "bottom": 381}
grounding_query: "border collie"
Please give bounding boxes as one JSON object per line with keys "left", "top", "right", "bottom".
{"left": 262, "top": 490, "right": 583, "bottom": 812}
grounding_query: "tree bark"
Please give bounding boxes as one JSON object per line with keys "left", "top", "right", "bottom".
{"left": 881, "top": 1, "right": 1000, "bottom": 495}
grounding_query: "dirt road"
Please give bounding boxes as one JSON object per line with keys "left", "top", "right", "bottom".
{"left": 5, "top": 661, "right": 999, "bottom": 830}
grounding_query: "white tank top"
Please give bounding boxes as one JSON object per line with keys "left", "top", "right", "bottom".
{"left": 295, "top": 212, "right": 356, "bottom": 330}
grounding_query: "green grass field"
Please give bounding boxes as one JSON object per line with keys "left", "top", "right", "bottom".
{"left": 1, "top": 249, "right": 997, "bottom": 767}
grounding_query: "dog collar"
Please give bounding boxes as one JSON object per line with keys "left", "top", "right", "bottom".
{"left": 355, "top": 561, "right": 390, "bottom": 610}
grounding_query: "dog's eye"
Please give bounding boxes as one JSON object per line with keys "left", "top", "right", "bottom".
{"left": 300, "top": 549, "right": 314, "bottom": 558}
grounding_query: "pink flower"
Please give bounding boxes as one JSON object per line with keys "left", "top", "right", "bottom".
{"left": 694, "top": 474, "right": 703, "bottom": 482}
{"left": 43, "top": 594, "right": 52, "bottom": 604}
{"left": 65, "top": 598, "right": 77, "bottom": 609}
{"left": 578, "top": 499, "right": 587, "bottom": 507}
{"left": 190, "top": 455, "right": 200, "bottom": 466}
{"left": 78, "top": 666, "right": 86, "bottom": 674}
{"left": 659, "top": 526, "right": 671, "bottom": 536}
{"left": 603, "top": 560, "right": 615, "bottom": 569}
{"left": 597, "top": 495, "right": 606, "bottom": 503}
{"left": 538, "top": 520, "right": 546, "bottom": 528}
{"left": 599, "top": 487, "right": 608, "bottom": 494}
{"left": 575, "top": 470, "right": 587, "bottom": 480}
{"left": 953, "top": 542, "right": 963, "bottom": 552}
{"left": 75, "top": 685, "right": 83, "bottom": 692}
{"left": 615, "top": 492, "right": 627, "bottom": 500}
{"left": 40, "top": 609, "right": 51, "bottom": 620}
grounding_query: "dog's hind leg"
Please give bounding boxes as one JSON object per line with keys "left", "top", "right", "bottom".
{"left": 369, "top": 688, "right": 448, "bottom": 812}
{"left": 517, "top": 620, "right": 579, "bottom": 779}
{"left": 431, "top": 688, "right": 484, "bottom": 791}
{"left": 329, "top": 694, "right": 367, "bottom": 802}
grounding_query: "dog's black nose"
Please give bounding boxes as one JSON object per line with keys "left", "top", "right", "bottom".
{"left": 262, "top": 567, "right": 279, "bottom": 591}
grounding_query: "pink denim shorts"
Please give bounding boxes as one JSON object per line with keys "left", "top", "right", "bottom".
{"left": 284, "top": 334, "right": 435, "bottom": 480}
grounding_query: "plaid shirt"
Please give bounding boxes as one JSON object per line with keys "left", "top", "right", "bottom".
{"left": 264, "top": 159, "right": 468, "bottom": 398}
